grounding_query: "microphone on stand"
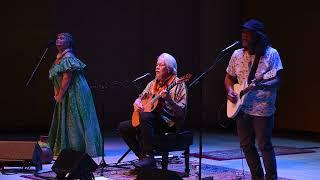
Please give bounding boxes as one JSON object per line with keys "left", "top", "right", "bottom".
{"left": 26, "top": 39, "right": 55, "bottom": 87}
{"left": 132, "top": 73, "right": 151, "bottom": 83}
{"left": 221, "top": 41, "right": 240, "bottom": 52}
{"left": 47, "top": 40, "right": 55, "bottom": 46}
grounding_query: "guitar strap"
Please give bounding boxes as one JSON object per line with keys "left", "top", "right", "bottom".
{"left": 247, "top": 54, "right": 261, "bottom": 84}
{"left": 153, "top": 74, "right": 176, "bottom": 93}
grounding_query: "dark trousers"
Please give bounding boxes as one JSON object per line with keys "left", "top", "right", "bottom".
{"left": 118, "top": 120, "right": 141, "bottom": 158}
{"left": 118, "top": 112, "right": 175, "bottom": 158}
{"left": 236, "top": 111, "right": 278, "bottom": 180}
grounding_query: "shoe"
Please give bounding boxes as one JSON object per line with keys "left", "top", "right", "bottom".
{"left": 134, "top": 156, "right": 156, "bottom": 168}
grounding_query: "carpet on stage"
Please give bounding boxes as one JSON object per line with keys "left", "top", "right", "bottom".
{"left": 189, "top": 146, "right": 317, "bottom": 161}
{"left": 20, "top": 157, "right": 293, "bottom": 180}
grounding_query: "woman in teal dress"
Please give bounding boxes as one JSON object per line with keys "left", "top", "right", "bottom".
{"left": 48, "top": 33, "right": 102, "bottom": 157}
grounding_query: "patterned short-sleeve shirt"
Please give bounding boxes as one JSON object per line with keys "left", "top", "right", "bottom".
{"left": 226, "top": 46, "right": 283, "bottom": 116}
{"left": 139, "top": 76, "right": 188, "bottom": 128}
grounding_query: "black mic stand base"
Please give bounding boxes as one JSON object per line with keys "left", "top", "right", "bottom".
{"left": 98, "top": 156, "right": 107, "bottom": 176}
{"left": 116, "top": 149, "right": 131, "bottom": 165}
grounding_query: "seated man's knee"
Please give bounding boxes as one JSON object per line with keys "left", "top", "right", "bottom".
{"left": 139, "top": 112, "right": 156, "bottom": 123}
{"left": 139, "top": 112, "right": 149, "bottom": 121}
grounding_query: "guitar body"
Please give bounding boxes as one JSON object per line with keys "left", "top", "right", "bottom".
{"left": 226, "top": 69, "right": 277, "bottom": 119}
{"left": 227, "top": 83, "right": 247, "bottom": 118}
{"left": 142, "top": 94, "right": 160, "bottom": 112}
{"left": 131, "top": 73, "right": 192, "bottom": 128}
{"left": 131, "top": 111, "right": 140, "bottom": 127}
{"left": 131, "top": 94, "right": 163, "bottom": 127}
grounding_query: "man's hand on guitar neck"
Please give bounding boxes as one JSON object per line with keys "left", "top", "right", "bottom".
{"left": 133, "top": 98, "right": 144, "bottom": 112}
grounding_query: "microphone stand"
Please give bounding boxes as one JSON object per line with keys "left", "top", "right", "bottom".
{"left": 91, "top": 75, "right": 149, "bottom": 175}
{"left": 99, "top": 93, "right": 107, "bottom": 176}
{"left": 26, "top": 42, "right": 53, "bottom": 87}
{"left": 188, "top": 43, "right": 237, "bottom": 180}
{"left": 90, "top": 81, "right": 109, "bottom": 176}
{"left": 115, "top": 79, "right": 144, "bottom": 165}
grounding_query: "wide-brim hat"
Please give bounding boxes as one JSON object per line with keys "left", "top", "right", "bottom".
{"left": 241, "top": 19, "right": 265, "bottom": 34}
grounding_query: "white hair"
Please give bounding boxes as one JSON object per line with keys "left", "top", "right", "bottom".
{"left": 158, "top": 53, "right": 177, "bottom": 75}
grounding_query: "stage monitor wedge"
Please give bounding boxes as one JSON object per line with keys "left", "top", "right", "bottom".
{"left": 0, "top": 141, "right": 42, "bottom": 171}
{"left": 51, "top": 149, "right": 98, "bottom": 179}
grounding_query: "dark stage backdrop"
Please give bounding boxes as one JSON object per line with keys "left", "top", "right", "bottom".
{"left": 1, "top": 0, "right": 54, "bottom": 132}
{"left": 1, "top": 0, "right": 319, "bottom": 133}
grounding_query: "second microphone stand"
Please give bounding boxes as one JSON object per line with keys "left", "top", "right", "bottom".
{"left": 90, "top": 81, "right": 109, "bottom": 176}
{"left": 92, "top": 75, "right": 149, "bottom": 175}
{"left": 188, "top": 43, "right": 236, "bottom": 180}
{"left": 99, "top": 96, "right": 107, "bottom": 176}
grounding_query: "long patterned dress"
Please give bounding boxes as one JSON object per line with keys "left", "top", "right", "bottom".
{"left": 48, "top": 54, "right": 102, "bottom": 157}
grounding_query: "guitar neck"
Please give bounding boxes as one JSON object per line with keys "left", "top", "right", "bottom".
{"left": 240, "top": 85, "right": 253, "bottom": 98}
{"left": 239, "top": 69, "right": 277, "bottom": 98}
{"left": 150, "top": 81, "right": 177, "bottom": 102}
{"left": 167, "top": 81, "right": 177, "bottom": 91}
{"left": 240, "top": 78, "right": 272, "bottom": 97}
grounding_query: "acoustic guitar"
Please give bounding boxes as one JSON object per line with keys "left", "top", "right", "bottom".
{"left": 131, "top": 73, "right": 192, "bottom": 127}
{"left": 226, "top": 69, "right": 277, "bottom": 118}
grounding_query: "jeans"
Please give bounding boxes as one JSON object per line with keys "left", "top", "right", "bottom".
{"left": 236, "top": 111, "right": 278, "bottom": 180}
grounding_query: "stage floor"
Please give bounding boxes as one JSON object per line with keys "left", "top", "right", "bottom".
{"left": 0, "top": 130, "right": 319, "bottom": 179}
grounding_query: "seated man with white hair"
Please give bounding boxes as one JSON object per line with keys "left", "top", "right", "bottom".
{"left": 118, "top": 53, "right": 188, "bottom": 170}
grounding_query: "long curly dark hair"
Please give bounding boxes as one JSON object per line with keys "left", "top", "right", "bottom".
{"left": 253, "top": 31, "right": 270, "bottom": 57}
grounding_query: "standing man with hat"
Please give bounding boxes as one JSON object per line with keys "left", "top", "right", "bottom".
{"left": 224, "top": 19, "right": 283, "bottom": 180}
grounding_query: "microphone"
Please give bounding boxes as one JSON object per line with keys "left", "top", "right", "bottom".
{"left": 132, "top": 73, "right": 151, "bottom": 83}
{"left": 47, "top": 40, "right": 55, "bottom": 46}
{"left": 221, "top": 41, "right": 240, "bottom": 52}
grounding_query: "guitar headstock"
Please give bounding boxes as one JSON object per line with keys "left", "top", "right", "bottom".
{"left": 263, "top": 69, "right": 277, "bottom": 80}
{"left": 177, "top": 73, "right": 192, "bottom": 84}
{"left": 252, "top": 69, "right": 277, "bottom": 84}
